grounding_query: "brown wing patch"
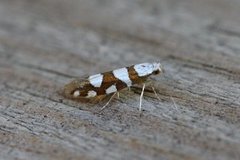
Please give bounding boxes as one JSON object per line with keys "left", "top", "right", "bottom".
{"left": 98, "top": 71, "right": 127, "bottom": 95}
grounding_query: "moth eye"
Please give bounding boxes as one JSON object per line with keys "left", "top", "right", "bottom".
{"left": 153, "top": 70, "right": 160, "bottom": 75}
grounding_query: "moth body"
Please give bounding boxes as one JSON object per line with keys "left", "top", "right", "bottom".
{"left": 64, "top": 62, "right": 163, "bottom": 99}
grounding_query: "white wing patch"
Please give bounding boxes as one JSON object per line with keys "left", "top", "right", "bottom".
{"left": 106, "top": 85, "right": 117, "bottom": 94}
{"left": 86, "top": 90, "right": 97, "bottom": 98}
{"left": 73, "top": 90, "right": 80, "bottom": 97}
{"left": 134, "top": 63, "right": 154, "bottom": 77}
{"left": 113, "top": 67, "right": 132, "bottom": 87}
{"left": 88, "top": 73, "right": 103, "bottom": 88}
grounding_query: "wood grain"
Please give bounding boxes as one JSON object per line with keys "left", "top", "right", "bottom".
{"left": 0, "top": 0, "right": 240, "bottom": 160}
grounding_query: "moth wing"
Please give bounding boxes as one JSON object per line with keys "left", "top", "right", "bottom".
{"left": 89, "top": 71, "right": 120, "bottom": 87}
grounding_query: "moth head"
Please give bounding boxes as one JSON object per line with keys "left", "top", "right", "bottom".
{"left": 152, "top": 62, "right": 164, "bottom": 75}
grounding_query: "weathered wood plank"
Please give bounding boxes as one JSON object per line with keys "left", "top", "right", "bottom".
{"left": 0, "top": 0, "right": 240, "bottom": 160}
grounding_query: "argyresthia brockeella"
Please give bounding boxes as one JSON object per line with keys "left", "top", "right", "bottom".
{"left": 64, "top": 62, "right": 164, "bottom": 111}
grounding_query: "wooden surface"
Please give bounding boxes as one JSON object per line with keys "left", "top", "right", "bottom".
{"left": 1, "top": 0, "right": 240, "bottom": 160}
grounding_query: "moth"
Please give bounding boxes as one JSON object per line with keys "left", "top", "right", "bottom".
{"left": 63, "top": 62, "right": 164, "bottom": 111}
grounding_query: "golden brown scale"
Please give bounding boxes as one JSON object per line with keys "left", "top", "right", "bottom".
{"left": 100, "top": 71, "right": 127, "bottom": 93}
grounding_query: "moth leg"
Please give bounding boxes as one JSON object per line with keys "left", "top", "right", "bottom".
{"left": 117, "top": 92, "right": 120, "bottom": 99}
{"left": 100, "top": 92, "right": 117, "bottom": 111}
{"left": 139, "top": 83, "right": 146, "bottom": 111}
{"left": 89, "top": 95, "right": 107, "bottom": 103}
{"left": 146, "top": 80, "right": 162, "bottom": 101}
{"left": 151, "top": 86, "right": 161, "bottom": 101}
